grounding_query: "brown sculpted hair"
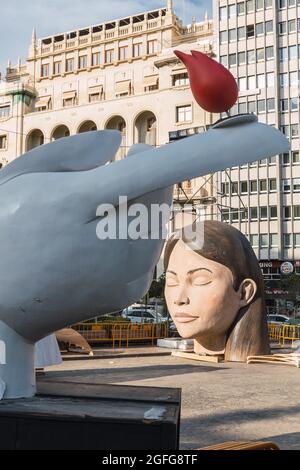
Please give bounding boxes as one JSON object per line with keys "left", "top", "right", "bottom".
{"left": 164, "top": 220, "right": 270, "bottom": 361}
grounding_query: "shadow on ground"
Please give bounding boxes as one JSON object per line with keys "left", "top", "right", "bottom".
{"left": 40, "top": 363, "right": 225, "bottom": 384}
{"left": 180, "top": 406, "right": 300, "bottom": 450}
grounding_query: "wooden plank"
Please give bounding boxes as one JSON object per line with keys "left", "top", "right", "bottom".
{"left": 171, "top": 351, "right": 223, "bottom": 363}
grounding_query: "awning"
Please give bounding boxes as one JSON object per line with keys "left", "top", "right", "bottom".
{"left": 63, "top": 91, "right": 77, "bottom": 100}
{"left": 171, "top": 66, "right": 187, "bottom": 75}
{"left": 115, "top": 80, "right": 131, "bottom": 95}
{"left": 143, "top": 75, "right": 159, "bottom": 87}
{"left": 88, "top": 85, "right": 103, "bottom": 95}
{"left": 35, "top": 96, "right": 51, "bottom": 108}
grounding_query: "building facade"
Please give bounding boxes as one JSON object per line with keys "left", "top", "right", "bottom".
{"left": 0, "top": 1, "right": 215, "bottom": 233}
{"left": 213, "top": 0, "right": 300, "bottom": 302}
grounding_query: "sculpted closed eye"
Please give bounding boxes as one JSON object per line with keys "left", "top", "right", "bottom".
{"left": 191, "top": 272, "right": 213, "bottom": 286}
{"left": 166, "top": 277, "right": 179, "bottom": 287}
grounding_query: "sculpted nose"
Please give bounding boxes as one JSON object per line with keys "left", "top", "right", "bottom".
{"left": 174, "top": 291, "right": 190, "bottom": 306}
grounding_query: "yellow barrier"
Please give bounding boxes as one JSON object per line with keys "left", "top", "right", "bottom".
{"left": 72, "top": 321, "right": 169, "bottom": 348}
{"left": 268, "top": 322, "right": 300, "bottom": 347}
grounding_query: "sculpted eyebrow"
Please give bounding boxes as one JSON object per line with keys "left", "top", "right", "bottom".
{"left": 187, "top": 268, "right": 213, "bottom": 275}
{"left": 166, "top": 270, "right": 177, "bottom": 276}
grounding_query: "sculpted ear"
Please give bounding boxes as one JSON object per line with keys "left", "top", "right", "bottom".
{"left": 0, "top": 130, "right": 121, "bottom": 186}
{"left": 238, "top": 279, "right": 257, "bottom": 307}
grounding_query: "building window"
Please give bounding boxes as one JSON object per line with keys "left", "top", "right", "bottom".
{"left": 292, "top": 151, "right": 299, "bottom": 164}
{"left": 241, "top": 181, "right": 248, "bottom": 193}
{"left": 260, "top": 206, "right": 268, "bottom": 220}
{"left": 257, "top": 100, "right": 266, "bottom": 113}
{"left": 247, "top": 0, "right": 255, "bottom": 12}
{"left": 284, "top": 234, "right": 292, "bottom": 247}
{"left": 250, "top": 207, "right": 258, "bottom": 220}
{"left": 257, "top": 48, "right": 265, "bottom": 61}
{"left": 228, "top": 4, "right": 236, "bottom": 17}
{"left": 289, "top": 45, "right": 297, "bottom": 59}
{"left": 256, "top": 22, "right": 264, "bottom": 36}
{"left": 269, "top": 179, "right": 277, "bottom": 192}
{"left": 78, "top": 55, "right": 87, "bottom": 69}
{"left": 92, "top": 52, "right": 101, "bottom": 66}
{"left": 270, "top": 234, "right": 279, "bottom": 247}
{"left": 66, "top": 58, "right": 74, "bottom": 72}
{"left": 246, "top": 25, "right": 255, "bottom": 38}
{"left": 231, "top": 182, "right": 239, "bottom": 194}
{"left": 221, "top": 182, "right": 230, "bottom": 195}
{"left": 176, "top": 105, "right": 192, "bottom": 123}
{"left": 265, "top": 21, "right": 273, "bottom": 34}
{"left": 247, "top": 50, "right": 255, "bottom": 64}
{"left": 291, "top": 124, "right": 299, "bottom": 137}
{"left": 269, "top": 156, "right": 277, "bottom": 165}
{"left": 238, "top": 51, "right": 246, "bottom": 65}
{"left": 281, "top": 125, "right": 289, "bottom": 137}
{"left": 266, "top": 46, "right": 274, "bottom": 60}
{"left": 250, "top": 234, "right": 259, "bottom": 247}
{"left": 173, "top": 73, "right": 189, "bottom": 87}
{"left": 0, "top": 106, "right": 10, "bottom": 118}
{"left": 270, "top": 206, "right": 278, "bottom": 219}
{"left": 265, "top": 0, "right": 272, "bottom": 7}
{"left": 229, "top": 54, "right": 237, "bottom": 67}
{"left": 290, "top": 97, "right": 298, "bottom": 111}
{"left": 293, "top": 178, "right": 300, "bottom": 191}
{"left": 256, "top": 0, "right": 264, "bottom": 8}
{"left": 147, "top": 40, "right": 157, "bottom": 55}
{"left": 282, "top": 153, "right": 290, "bottom": 165}
{"left": 0, "top": 135, "right": 7, "bottom": 150}
{"left": 279, "top": 22, "right": 287, "bottom": 34}
{"left": 280, "top": 73, "right": 288, "bottom": 87}
{"left": 237, "top": 2, "right": 245, "bottom": 15}
{"left": 283, "top": 179, "right": 291, "bottom": 192}
{"left": 239, "top": 102, "right": 247, "bottom": 114}
{"left": 250, "top": 180, "right": 257, "bottom": 193}
{"left": 284, "top": 206, "right": 291, "bottom": 219}
{"left": 229, "top": 29, "right": 237, "bottom": 42}
{"left": 133, "top": 43, "right": 142, "bottom": 57}
{"left": 220, "top": 6, "right": 227, "bottom": 20}
{"left": 105, "top": 49, "right": 115, "bottom": 63}
{"left": 279, "top": 47, "right": 288, "bottom": 62}
{"left": 220, "top": 31, "right": 228, "bottom": 43}
{"left": 119, "top": 46, "right": 128, "bottom": 60}
{"left": 53, "top": 61, "right": 61, "bottom": 75}
{"left": 220, "top": 56, "right": 228, "bottom": 67}
{"left": 41, "top": 64, "right": 49, "bottom": 77}
{"left": 278, "top": 0, "right": 287, "bottom": 7}
{"left": 260, "top": 234, "right": 269, "bottom": 248}
{"left": 248, "top": 101, "right": 256, "bottom": 113}
{"left": 281, "top": 99, "right": 289, "bottom": 112}
{"left": 259, "top": 179, "right": 267, "bottom": 192}
{"left": 238, "top": 26, "right": 246, "bottom": 40}
{"left": 294, "top": 206, "right": 300, "bottom": 219}
{"left": 289, "top": 19, "right": 296, "bottom": 32}
{"left": 294, "top": 234, "right": 300, "bottom": 247}
{"left": 239, "top": 77, "right": 247, "bottom": 91}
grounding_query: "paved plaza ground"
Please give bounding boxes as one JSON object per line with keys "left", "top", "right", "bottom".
{"left": 43, "top": 347, "right": 300, "bottom": 450}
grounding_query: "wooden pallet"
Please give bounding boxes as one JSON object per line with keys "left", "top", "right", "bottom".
{"left": 198, "top": 440, "right": 280, "bottom": 450}
{"left": 247, "top": 353, "right": 300, "bottom": 368}
{"left": 171, "top": 351, "right": 224, "bottom": 363}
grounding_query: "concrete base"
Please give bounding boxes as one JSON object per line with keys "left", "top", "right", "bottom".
{"left": 0, "top": 381, "right": 181, "bottom": 450}
{"left": 157, "top": 338, "right": 194, "bottom": 351}
{"left": 0, "top": 321, "right": 35, "bottom": 400}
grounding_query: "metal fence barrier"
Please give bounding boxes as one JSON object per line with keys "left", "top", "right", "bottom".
{"left": 73, "top": 322, "right": 169, "bottom": 348}
{"left": 268, "top": 322, "right": 300, "bottom": 347}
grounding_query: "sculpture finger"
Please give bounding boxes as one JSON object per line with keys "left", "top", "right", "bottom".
{"left": 0, "top": 130, "right": 121, "bottom": 186}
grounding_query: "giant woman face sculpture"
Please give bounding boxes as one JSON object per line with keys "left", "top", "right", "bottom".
{"left": 164, "top": 221, "right": 270, "bottom": 362}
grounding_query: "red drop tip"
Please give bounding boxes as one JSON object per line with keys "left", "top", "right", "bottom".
{"left": 174, "top": 49, "right": 238, "bottom": 113}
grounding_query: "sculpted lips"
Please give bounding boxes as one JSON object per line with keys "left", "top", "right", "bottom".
{"left": 174, "top": 312, "right": 199, "bottom": 323}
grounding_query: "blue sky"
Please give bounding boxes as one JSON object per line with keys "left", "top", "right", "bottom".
{"left": 0, "top": 0, "right": 212, "bottom": 77}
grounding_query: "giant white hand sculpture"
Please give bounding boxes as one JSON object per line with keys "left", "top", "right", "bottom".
{"left": 0, "top": 115, "right": 289, "bottom": 398}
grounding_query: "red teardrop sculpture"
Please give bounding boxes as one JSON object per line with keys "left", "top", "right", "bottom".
{"left": 174, "top": 50, "right": 238, "bottom": 113}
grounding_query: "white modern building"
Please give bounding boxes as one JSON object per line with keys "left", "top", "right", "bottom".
{"left": 213, "top": 0, "right": 300, "bottom": 291}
